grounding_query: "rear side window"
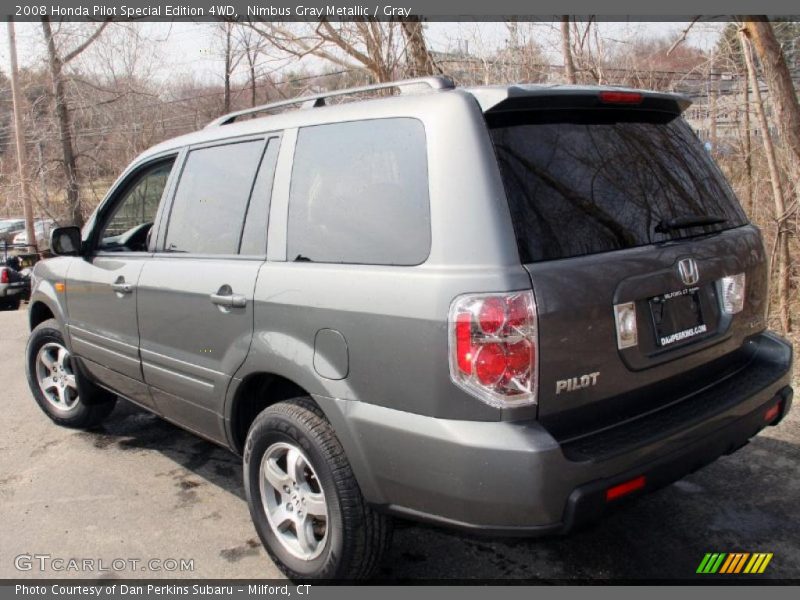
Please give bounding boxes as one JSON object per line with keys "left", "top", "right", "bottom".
{"left": 288, "top": 118, "right": 430, "bottom": 265}
{"left": 165, "top": 140, "right": 265, "bottom": 254}
{"left": 490, "top": 116, "right": 748, "bottom": 263}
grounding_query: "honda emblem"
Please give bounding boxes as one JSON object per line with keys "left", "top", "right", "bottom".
{"left": 678, "top": 258, "right": 700, "bottom": 286}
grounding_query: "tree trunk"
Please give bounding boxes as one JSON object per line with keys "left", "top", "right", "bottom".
{"left": 401, "top": 17, "right": 438, "bottom": 77}
{"left": 250, "top": 63, "right": 257, "bottom": 107}
{"left": 740, "top": 17, "right": 800, "bottom": 169}
{"left": 743, "top": 71, "right": 753, "bottom": 214}
{"left": 41, "top": 17, "right": 82, "bottom": 228}
{"left": 224, "top": 25, "right": 232, "bottom": 113}
{"left": 561, "top": 16, "right": 577, "bottom": 84}
{"left": 740, "top": 28, "right": 792, "bottom": 333}
{"left": 709, "top": 85, "right": 718, "bottom": 152}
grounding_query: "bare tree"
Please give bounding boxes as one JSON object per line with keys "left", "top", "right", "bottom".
{"left": 739, "top": 17, "right": 800, "bottom": 170}
{"left": 400, "top": 17, "right": 439, "bottom": 77}
{"left": 41, "top": 17, "right": 109, "bottom": 227}
{"left": 739, "top": 27, "right": 792, "bottom": 333}
{"left": 560, "top": 16, "right": 577, "bottom": 84}
{"left": 236, "top": 24, "right": 267, "bottom": 107}
{"left": 245, "top": 20, "right": 403, "bottom": 83}
{"left": 563, "top": 18, "right": 606, "bottom": 84}
{"left": 217, "top": 21, "right": 245, "bottom": 112}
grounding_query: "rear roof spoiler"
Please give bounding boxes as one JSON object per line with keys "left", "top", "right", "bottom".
{"left": 465, "top": 84, "right": 691, "bottom": 115}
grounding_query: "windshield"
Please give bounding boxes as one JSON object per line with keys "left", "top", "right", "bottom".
{"left": 489, "top": 115, "right": 747, "bottom": 263}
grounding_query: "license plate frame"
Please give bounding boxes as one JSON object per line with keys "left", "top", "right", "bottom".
{"left": 649, "top": 287, "right": 708, "bottom": 347}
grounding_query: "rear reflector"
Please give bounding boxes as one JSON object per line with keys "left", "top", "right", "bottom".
{"left": 605, "top": 475, "right": 646, "bottom": 502}
{"left": 764, "top": 403, "right": 781, "bottom": 423}
{"left": 0, "top": 268, "right": 8, "bottom": 284}
{"left": 599, "top": 91, "right": 644, "bottom": 105}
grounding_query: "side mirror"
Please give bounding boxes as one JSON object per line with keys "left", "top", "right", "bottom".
{"left": 50, "top": 226, "right": 82, "bottom": 256}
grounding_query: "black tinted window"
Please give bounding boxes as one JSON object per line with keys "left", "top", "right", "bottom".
{"left": 490, "top": 116, "right": 747, "bottom": 263}
{"left": 288, "top": 118, "right": 430, "bottom": 265}
{"left": 165, "top": 140, "right": 264, "bottom": 254}
{"left": 239, "top": 138, "right": 280, "bottom": 256}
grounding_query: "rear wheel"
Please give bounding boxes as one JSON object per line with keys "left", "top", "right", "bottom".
{"left": 244, "top": 397, "right": 392, "bottom": 579}
{"left": 26, "top": 319, "right": 116, "bottom": 428}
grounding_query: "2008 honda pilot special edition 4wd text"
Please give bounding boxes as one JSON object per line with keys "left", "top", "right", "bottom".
{"left": 25, "top": 77, "right": 794, "bottom": 579}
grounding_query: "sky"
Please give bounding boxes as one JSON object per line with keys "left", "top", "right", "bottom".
{"left": 0, "top": 20, "right": 726, "bottom": 87}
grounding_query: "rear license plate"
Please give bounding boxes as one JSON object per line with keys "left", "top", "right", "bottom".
{"left": 649, "top": 287, "right": 707, "bottom": 347}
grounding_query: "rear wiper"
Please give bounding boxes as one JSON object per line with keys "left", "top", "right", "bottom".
{"left": 655, "top": 214, "right": 728, "bottom": 233}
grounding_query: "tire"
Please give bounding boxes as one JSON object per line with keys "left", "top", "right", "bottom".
{"left": 0, "top": 297, "right": 21, "bottom": 311}
{"left": 25, "top": 318, "right": 117, "bottom": 429}
{"left": 244, "top": 397, "right": 392, "bottom": 580}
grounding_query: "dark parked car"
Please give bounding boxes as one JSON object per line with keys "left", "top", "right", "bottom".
{"left": 1, "top": 255, "right": 29, "bottom": 310}
{"left": 25, "top": 78, "right": 793, "bottom": 579}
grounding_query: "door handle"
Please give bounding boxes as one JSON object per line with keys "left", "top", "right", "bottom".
{"left": 111, "top": 279, "right": 133, "bottom": 294}
{"left": 210, "top": 286, "right": 246, "bottom": 308}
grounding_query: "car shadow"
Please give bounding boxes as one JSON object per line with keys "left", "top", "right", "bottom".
{"left": 81, "top": 398, "right": 245, "bottom": 500}
{"left": 82, "top": 399, "right": 800, "bottom": 581}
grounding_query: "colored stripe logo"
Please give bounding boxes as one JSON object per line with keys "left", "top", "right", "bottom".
{"left": 697, "top": 553, "right": 773, "bottom": 574}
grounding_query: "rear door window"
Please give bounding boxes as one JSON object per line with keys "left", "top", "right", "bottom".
{"left": 287, "top": 118, "right": 430, "bottom": 265}
{"left": 490, "top": 116, "right": 747, "bottom": 263}
{"left": 165, "top": 140, "right": 265, "bottom": 255}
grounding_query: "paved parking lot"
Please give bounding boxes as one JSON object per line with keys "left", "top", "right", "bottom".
{"left": 1, "top": 308, "right": 798, "bottom": 581}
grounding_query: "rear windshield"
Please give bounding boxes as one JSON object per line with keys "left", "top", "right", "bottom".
{"left": 489, "top": 115, "right": 747, "bottom": 263}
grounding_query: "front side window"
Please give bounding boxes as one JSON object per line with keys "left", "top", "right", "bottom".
{"left": 288, "top": 118, "right": 430, "bottom": 265}
{"left": 98, "top": 159, "right": 175, "bottom": 252}
{"left": 165, "top": 140, "right": 266, "bottom": 255}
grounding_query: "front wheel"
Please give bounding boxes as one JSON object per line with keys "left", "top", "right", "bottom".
{"left": 25, "top": 318, "right": 117, "bottom": 428}
{"left": 244, "top": 398, "right": 392, "bottom": 580}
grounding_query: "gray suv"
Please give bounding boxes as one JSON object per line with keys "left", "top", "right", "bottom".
{"left": 25, "top": 78, "right": 794, "bottom": 579}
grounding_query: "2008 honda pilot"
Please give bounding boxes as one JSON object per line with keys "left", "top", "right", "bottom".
{"left": 25, "top": 78, "right": 794, "bottom": 579}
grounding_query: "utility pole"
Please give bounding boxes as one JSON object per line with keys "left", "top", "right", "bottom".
{"left": 6, "top": 19, "right": 37, "bottom": 253}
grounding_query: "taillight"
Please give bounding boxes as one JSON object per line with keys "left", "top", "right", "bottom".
{"left": 599, "top": 91, "right": 644, "bottom": 105}
{"left": 0, "top": 268, "right": 8, "bottom": 284}
{"left": 449, "top": 290, "right": 538, "bottom": 408}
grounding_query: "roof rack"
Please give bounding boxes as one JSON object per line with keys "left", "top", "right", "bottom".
{"left": 205, "top": 76, "right": 455, "bottom": 127}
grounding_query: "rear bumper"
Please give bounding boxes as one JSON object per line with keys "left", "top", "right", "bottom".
{"left": 0, "top": 282, "right": 28, "bottom": 298}
{"left": 317, "top": 331, "right": 793, "bottom": 536}
{"left": 563, "top": 382, "right": 792, "bottom": 533}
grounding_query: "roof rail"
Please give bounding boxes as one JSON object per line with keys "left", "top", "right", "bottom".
{"left": 205, "top": 76, "right": 455, "bottom": 127}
